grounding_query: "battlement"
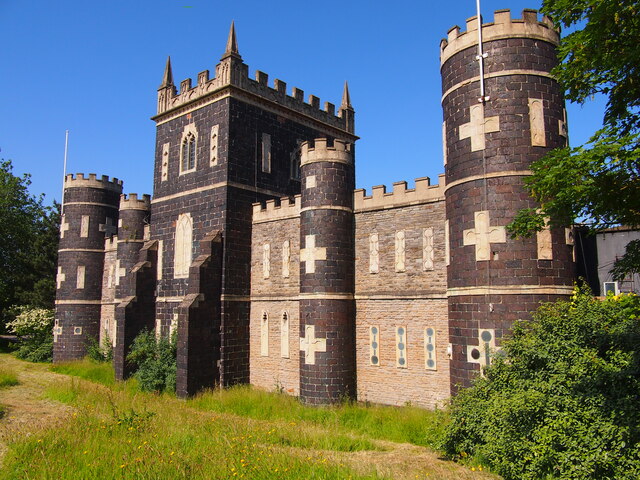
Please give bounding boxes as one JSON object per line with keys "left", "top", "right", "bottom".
{"left": 354, "top": 175, "right": 446, "bottom": 212}
{"left": 252, "top": 195, "right": 301, "bottom": 224}
{"left": 64, "top": 173, "right": 123, "bottom": 192}
{"left": 120, "top": 193, "right": 151, "bottom": 211}
{"left": 440, "top": 9, "right": 559, "bottom": 65}
{"left": 155, "top": 26, "right": 354, "bottom": 134}
{"left": 300, "top": 138, "right": 353, "bottom": 166}
{"left": 104, "top": 236, "right": 117, "bottom": 252}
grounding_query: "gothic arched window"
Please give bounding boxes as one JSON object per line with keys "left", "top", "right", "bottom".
{"left": 174, "top": 213, "right": 193, "bottom": 278}
{"left": 180, "top": 124, "right": 198, "bottom": 174}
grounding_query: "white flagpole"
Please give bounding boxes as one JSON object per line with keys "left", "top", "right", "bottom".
{"left": 476, "top": 0, "right": 489, "bottom": 102}
{"left": 61, "top": 130, "right": 69, "bottom": 215}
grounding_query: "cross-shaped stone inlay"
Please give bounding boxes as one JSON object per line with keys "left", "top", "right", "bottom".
{"left": 299, "top": 234, "right": 326, "bottom": 274}
{"left": 463, "top": 210, "right": 506, "bottom": 261}
{"left": 56, "top": 267, "right": 65, "bottom": 289}
{"left": 300, "top": 325, "right": 326, "bottom": 365}
{"left": 459, "top": 104, "right": 500, "bottom": 152}
{"left": 60, "top": 216, "right": 70, "bottom": 239}
{"left": 115, "top": 259, "right": 127, "bottom": 286}
{"left": 99, "top": 217, "right": 117, "bottom": 237}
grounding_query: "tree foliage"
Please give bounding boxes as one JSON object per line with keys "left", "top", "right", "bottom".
{"left": 6, "top": 307, "right": 54, "bottom": 362}
{"left": 508, "top": 0, "right": 640, "bottom": 280}
{"left": 441, "top": 287, "right": 640, "bottom": 479}
{"left": 0, "top": 159, "right": 59, "bottom": 331}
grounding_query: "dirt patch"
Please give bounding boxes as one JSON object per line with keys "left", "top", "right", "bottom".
{"left": 0, "top": 355, "right": 75, "bottom": 466}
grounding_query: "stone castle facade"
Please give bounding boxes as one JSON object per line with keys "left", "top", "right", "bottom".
{"left": 54, "top": 9, "right": 575, "bottom": 407}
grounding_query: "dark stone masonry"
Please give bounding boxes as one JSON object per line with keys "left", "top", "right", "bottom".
{"left": 55, "top": 9, "right": 577, "bottom": 407}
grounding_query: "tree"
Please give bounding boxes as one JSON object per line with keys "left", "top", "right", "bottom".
{"left": 508, "top": 0, "right": 640, "bottom": 280}
{"left": 441, "top": 287, "right": 640, "bottom": 479}
{"left": 0, "top": 159, "right": 59, "bottom": 331}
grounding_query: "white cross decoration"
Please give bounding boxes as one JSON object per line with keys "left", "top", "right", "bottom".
{"left": 60, "top": 216, "right": 70, "bottom": 238}
{"left": 56, "top": 266, "right": 66, "bottom": 289}
{"left": 300, "top": 325, "right": 326, "bottom": 365}
{"left": 459, "top": 104, "right": 500, "bottom": 152}
{"left": 463, "top": 210, "right": 506, "bottom": 261}
{"left": 115, "top": 259, "right": 127, "bottom": 286}
{"left": 99, "top": 217, "right": 117, "bottom": 236}
{"left": 299, "top": 234, "right": 326, "bottom": 274}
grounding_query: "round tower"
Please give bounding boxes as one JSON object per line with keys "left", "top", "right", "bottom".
{"left": 115, "top": 193, "right": 151, "bottom": 297}
{"left": 441, "top": 9, "right": 575, "bottom": 391}
{"left": 54, "top": 174, "right": 123, "bottom": 362}
{"left": 113, "top": 193, "right": 152, "bottom": 380}
{"left": 299, "top": 138, "right": 356, "bottom": 405}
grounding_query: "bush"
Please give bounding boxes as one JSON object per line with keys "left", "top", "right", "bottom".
{"left": 127, "top": 330, "right": 176, "bottom": 393}
{"left": 6, "top": 307, "right": 54, "bottom": 362}
{"left": 86, "top": 334, "right": 113, "bottom": 363}
{"left": 441, "top": 286, "right": 640, "bottom": 479}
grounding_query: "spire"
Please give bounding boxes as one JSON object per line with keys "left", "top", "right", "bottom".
{"left": 341, "top": 81, "right": 352, "bottom": 109}
{"left": 222, "top": 21, "right": 241, "bottom": 59}
{"left": 160, "top": 56, "right": 173, "bottom": 88}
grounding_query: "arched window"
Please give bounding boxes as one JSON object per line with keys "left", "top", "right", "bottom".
{"left": 180, "top": 124, "right": 198, "bottom": 174}
{"left": 174, "top": 213, "right": 193, "bottom": 278}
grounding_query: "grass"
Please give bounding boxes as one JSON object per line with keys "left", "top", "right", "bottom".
{"left": 189, "top": 385, "right": 448, "bottom": 448}
{"left": 50, "top": 358, "right": 116, "bottom": 386}
{"left": 1, "top": 357, "right": 499, "bottom": 479}
{"left": 0, "top": 367, "right": 19, "bottom": 389}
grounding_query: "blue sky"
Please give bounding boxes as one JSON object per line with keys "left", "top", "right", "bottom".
{"left": 1, "top": 0, "right": 605, "bottom": 205}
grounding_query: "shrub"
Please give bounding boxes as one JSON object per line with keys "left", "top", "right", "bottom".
{"left": 441, "top": 286, "right": 640, "bottom": 479}
{"left": 86, "top": 334, "right": 113, "bottom": 363}
{"left": 127, "top": 329, "right": 176, "bottom": 393}
{"left": 6, "top": 307, "right": 54, "bottom": 362}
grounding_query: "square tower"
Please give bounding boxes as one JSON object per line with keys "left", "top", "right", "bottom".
{"left": 150, "top": 23, "right": 356, "bottom": 388}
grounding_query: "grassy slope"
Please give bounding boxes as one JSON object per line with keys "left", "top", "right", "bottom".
{"left": 1, "top": 355, "right": 499, "bottom": 479}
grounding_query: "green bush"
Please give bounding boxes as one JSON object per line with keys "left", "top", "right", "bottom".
{"left": 127, "top": 330, "right": 176, "bottom": 393}
{"left": 86, "top": 334, "right": 113, "bottom": 363}
{"left": 6, "top": 307, "right": 54, "bottom": 362}
{"left": 441, "top": 286, "right": 640, "bottom": 479}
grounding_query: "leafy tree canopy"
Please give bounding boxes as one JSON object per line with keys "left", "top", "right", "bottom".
{"left": 441, "top": 287, "right": 640, "bottom": 479}
{"left": 508, "top": 0, "right": 640, "bottom": 280}
{"left": 0, "top": 159, "right": 59, "bottom": 330}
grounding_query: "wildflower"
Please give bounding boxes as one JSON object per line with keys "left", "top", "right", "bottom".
{"left": 170, "top": 451, "right": 175, "bottom": 456}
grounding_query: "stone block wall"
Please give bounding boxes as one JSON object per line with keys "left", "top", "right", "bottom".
{"left": 249, "top": 208, "right": 300, "bottom": 394}
{"left": 354, "top": 181, "right": 449, "bottom": 408}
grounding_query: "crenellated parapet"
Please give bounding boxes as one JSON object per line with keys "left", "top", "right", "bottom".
{"left": 119, "top": 193, "right": 151, "bottom": 211}
{"left": 300, "top": 138, "right": 353, "bottom": 165}
{"left": 440, "top": 9, "right": 559, "bottom": 65}
{"left": 64, "top": 173, "right": 123, "bottom": 192}
{"left": 354, "top": 175, "right": 446, "bottom": 212}
{"left": 154, "top": 23, "right": 354, "bottom": 134}
{"left": 252, "top": 195, "right": 301, "bottom": 224}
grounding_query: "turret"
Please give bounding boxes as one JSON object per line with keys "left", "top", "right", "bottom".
{"left": 298, "top": 138, "right": 356, "bottom": 404}
{"left": 441, "top": 9, "right": 574, "bottom": 392}
{"left": 113, "top": 193, "right": 153, "bottom": 379}
{"left": 54, "top": 174, "right": 123, "bottom": 361}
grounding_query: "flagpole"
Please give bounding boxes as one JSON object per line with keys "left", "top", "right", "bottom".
{"left": 61, "top": 130, "right": 69, "bottom": 215}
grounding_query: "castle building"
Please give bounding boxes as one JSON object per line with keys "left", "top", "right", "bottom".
{"left": 54, "top": 9, "right": 575, "bottom": 407}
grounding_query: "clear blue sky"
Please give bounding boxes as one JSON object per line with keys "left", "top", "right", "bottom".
{"left": 1, "top": 0, "right": 605, "bottom": 205}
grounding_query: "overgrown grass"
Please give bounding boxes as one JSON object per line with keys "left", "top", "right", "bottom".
{"left": 0, "top": 367, "right": 19, "bottom": 388}
{"left": 190, "top": 385, "right": 448, "bottom": 448}
{"left": 5, "top": 378, "right": 386, "bottom": 479}
{"left": 50, "top": 358, "right": 115, "bottom": 386}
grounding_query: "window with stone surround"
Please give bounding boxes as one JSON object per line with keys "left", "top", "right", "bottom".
{"left": 180, "top": 124, "right": 198, "bottom": 174}
{"left": 369, "top": 326, "right": 380, "bottom": 366}
{"left": 174, "top": 213, "right": 193, "bottom": 278}
{"left": 424, "top": 328, "right": 437, "bottom": 370}
{"left": 369, "top": 233, "right": 379, "bottom": 274}
{"left": 260, "top": 311, "right": 269, "bottom": 357}
{"left": 290, "top": 141, "right": 302, "bottom": 180}
{"left": 261, "top": 133, "right": 271, "bottom": 173}
{"left": 280, "top": 312, "right": 289, "bottom": 358}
